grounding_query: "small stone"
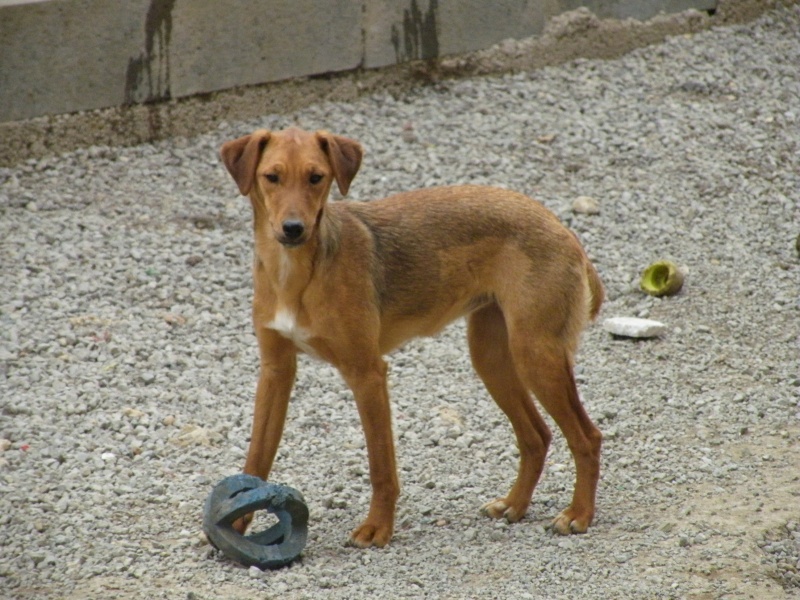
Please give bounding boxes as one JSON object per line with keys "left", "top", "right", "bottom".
{"left": 186, "top": 255, "right": 203, "bottom": 267}
{"left": 193, "top": 216, "right": 215, "bottom": 230}
{"left": 603, "top": 317, "right": 667, "bottom": 339}
{"left": 162, "top": 415, "right": 176, "bottom": 426}
{"left": 248, "top": 565, "right": 263, "bottom": 578}
{"left": 572, "top": 196, "right": 600, "bottom": 214}
{"left": 0, "top": 439, "right": 11, "bottom": 452}
{"left": 489, "top": 529, "right": 505, "bottom": 541}
{"left": 163, "top": 313, "right": 187, "bottom": 326}
{"left": 101, "top": 452, "right": 116, "bottom": 462}
{"left": 401, "top": 122, "right": 417, "bottom": 143}
{"left": 615, "top": 552, "right": 632, "bottom": 563}
{"left": 171, "top": 425, "right": 216, "bottom": 447}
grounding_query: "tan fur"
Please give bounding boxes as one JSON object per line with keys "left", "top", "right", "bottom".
{"left": 220, "top": 127, "right": 604, "bottom": 548}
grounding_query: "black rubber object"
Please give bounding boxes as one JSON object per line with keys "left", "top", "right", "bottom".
{"left": 203, "top": 474, "right": 308, "bottom": 569}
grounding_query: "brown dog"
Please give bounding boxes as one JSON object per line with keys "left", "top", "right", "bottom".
{"left": 219, "top": 127, "right": 604, "bottom": 548}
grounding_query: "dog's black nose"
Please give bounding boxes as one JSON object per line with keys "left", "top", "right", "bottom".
{"left": 282, "top": 220, "right": 305, "bottom": 241}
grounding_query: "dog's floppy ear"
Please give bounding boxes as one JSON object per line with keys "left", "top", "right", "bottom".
{"left": 220, "top": 130, "right": 271, "bottom": 196}
{"left": 316, "top": 131, "right": 363, "bottom": 197}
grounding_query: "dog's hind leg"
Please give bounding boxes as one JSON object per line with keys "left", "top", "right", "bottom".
{"left": 468, "top": 303, "right": 552, "bottom": 523}
{"left": 506, "top": 326, "right": 602, "bottom": 534}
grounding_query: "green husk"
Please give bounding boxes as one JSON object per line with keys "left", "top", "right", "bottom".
{"left": 640, "top": 261, "right": 684, "bottom": 297}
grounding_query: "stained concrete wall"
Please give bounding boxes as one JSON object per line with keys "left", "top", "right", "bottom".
{"left": 0, "top": 0, "right": 716, "bottom": 124}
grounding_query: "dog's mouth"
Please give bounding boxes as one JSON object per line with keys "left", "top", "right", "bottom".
{"left": 278, "top": 236, "right": 307, "bottom": 248}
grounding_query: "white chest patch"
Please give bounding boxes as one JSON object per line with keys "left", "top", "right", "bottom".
{"left": 266, "top": 309, "right": 315, "bottom": 354}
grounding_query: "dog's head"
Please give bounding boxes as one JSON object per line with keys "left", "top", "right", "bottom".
{"left": 220, "top": 127, "right": 362, "bottom": 247}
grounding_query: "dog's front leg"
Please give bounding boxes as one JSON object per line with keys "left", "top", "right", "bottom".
{"left": 340, "top": 358, "right": 400, "bottom": 548}
{"left": 234, "top": 331, "right": 297, "bottom": 534}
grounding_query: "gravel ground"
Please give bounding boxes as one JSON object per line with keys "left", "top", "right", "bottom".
{"left": 2, "top": 6, "right": 799, "bottom": 600}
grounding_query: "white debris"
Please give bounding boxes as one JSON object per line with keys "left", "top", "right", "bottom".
{"left": 603, "top": 317, "right": 667, "bottom": 338}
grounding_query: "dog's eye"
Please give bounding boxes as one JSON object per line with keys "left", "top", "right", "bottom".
{"left": 309, "top": 173, "right": 323, "bottom": 185}
{"left": 265, "top": 173, "right": 279, "bottom": 183}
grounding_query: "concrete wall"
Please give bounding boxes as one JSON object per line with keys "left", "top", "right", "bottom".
{"left": 0, "top": 0, "right": 716, "bottom": 124}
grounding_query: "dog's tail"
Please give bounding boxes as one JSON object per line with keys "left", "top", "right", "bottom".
{"left": 585, "top": 259, "right": 604, "bottom": 322}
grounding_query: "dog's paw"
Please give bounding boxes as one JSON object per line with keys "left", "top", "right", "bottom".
{"left": 348, "top": 521, "right": 393, "bottom": 548}
{"left": 480, "top": 498, "right": 526, "bottom": 523}
{"left": 549, "top": 507, "right": 592, "bottom": 535}
{"left": 232, "top": 513, "right": 253, "bottom": 535}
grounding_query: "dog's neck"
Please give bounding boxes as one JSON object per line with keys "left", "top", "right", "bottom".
{"left": 250, "top": 201, "right": 342, "bottom": 300}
